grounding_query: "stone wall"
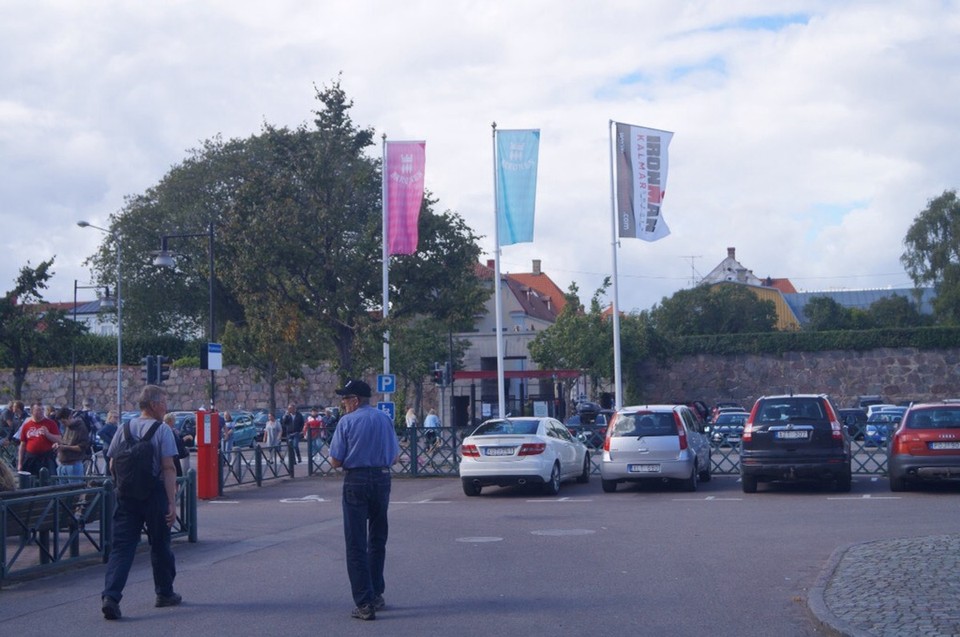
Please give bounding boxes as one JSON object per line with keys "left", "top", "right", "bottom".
{"left": 637, "top": 347, "right": 960, "bottom": 408}
{"left": 4, "top": 346, "right": 959, "bottom": 412}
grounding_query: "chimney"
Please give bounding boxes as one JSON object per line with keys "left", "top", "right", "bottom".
{"left": 486, "top": 259, "right": 495, "bottom": 269}
{"left": 727, "top": 247, "right": 736, "bottom": 260}
{"left": 532, "top": 259, "right": 542, "bottom": 275}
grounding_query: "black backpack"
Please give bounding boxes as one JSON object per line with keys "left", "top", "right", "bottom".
{"left": 111, "top": 421, "right": 162, "bottom": 500}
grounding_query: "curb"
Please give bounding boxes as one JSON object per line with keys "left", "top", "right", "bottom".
{"left": 807, "top": 541, "right": 875, "bottom": 637}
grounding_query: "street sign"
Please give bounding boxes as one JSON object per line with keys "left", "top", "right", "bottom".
{"left": 377, "top": 373, "right": 396, "bottom": 394}
{"left": 201, "top": 342, "right": 223, "bottom": 370}
{"left": 377, "top": 401, "right": 396, "bottom": 421}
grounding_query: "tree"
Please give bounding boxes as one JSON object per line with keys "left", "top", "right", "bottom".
{"left": 902, "top": 189, "right": 960, "bottom": 324}
{"left": 0, "top": 260, "right": 81, "bottom": 399}
{"left": 867, "top": 295, "right": 926, "bottom": 328}
{"left": 803, "top": 296, "right": 853, "bottom": 331}
{"left": 89, "top": 78, "right": 486, "bottom": 382}
{"left": 650, "top": 284, "right": 777, "bottom": 336}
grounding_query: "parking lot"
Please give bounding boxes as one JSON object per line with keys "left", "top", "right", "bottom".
{"left": 2, "top": 473, "right": 958, "bottom": 636}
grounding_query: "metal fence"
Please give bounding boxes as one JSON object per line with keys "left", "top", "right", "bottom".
{"left": 1, "top": 470, "right": 197, "bottom": 584}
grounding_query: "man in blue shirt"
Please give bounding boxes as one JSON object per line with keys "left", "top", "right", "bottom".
{"left": 329, "top": 379, "right": 399, "bottom": 621}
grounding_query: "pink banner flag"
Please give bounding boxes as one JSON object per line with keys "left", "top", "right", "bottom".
{"left": 385, "top": 141, "right": 426, "bottom": 255}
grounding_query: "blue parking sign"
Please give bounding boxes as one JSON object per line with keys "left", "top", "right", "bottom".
{"left": 377, "top": 374, "right": 396, "bottom": 394}
{"left": 377, "top": 401, "right": 396, "bottom": 421}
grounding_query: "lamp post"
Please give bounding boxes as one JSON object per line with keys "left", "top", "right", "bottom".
{"left": 71, "top": 281, "right": 114, "bottom": 408}
{"left": 152, "top": 222, "right": 216, "bottom": 409}
{"left": 77, "top": 221, "right": 123, "bottom": 418}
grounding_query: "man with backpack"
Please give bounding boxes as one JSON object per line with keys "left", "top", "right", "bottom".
{"left": 100, "top": 384, "right": 182, "bottom": 620}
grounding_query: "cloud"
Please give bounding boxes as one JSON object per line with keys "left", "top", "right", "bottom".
{"left": 1, "top": 0, "right": 958, "bottom": 318}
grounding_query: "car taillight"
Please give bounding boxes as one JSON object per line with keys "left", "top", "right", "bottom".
{"left": 823, "top": 401, "right": 844, "bottom": 440}
{"left": 518, "top": 442, "right": 546, "bottom": 456}
{"left": 603, "top": 413, "right": 618, "bottom": 452}
{"left": 743, "top": 402, "right": 760, "bottom": 441}
{"left": 891, "top": 431, "right": 919, "bottom": 455}
{"left": 673, "top": 412, "right": 688, "bottom": 450}
{"left": 461, "top": 444, "right": 479, "bottom": 457}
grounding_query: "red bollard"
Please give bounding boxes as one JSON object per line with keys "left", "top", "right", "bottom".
{"left": 196, "top": 409, "right": 220, "bottom": 499}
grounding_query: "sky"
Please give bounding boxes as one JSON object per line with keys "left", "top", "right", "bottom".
{"left": 2, "top": 0, "right": 959, "bottom": 314}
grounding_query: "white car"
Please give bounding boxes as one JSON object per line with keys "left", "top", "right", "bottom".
{"left": 459, "top": 417, "right": 590, "bottom": 496}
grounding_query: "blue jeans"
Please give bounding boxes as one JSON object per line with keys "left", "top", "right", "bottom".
{"left": 288, "top": 433, "right": 302, "bottom": 462}
{"left": 342, "top": 467, "right": 391, "bottom": 606}
{"left": 57, "top": 461, "right": 84, "bottom": 483}
{"left": 102, "top": 481, "right": 176, "bottom": 603}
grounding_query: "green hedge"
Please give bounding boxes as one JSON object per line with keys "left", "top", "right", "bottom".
{"left": 22, "top": 335, "right": 204, "bottom": 368}
{"left": 672, "top": 327, "right": 960, "bottom": 356}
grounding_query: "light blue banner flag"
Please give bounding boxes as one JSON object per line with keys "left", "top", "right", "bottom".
{"left": 496, "top": 129, "right": 540, "bottom": 246}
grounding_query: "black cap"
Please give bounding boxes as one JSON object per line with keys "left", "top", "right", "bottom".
{"left": 335, "top": 379, "right": 372, "bottom": 398}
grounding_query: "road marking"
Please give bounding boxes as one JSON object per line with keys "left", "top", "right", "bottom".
{"left": 827, "top": 494, "right": 901, "bottom": 500}
{"left": 456, "top": 536, "right": 503, "bottom": 543}
{"left": 280, "top": 495, "right": 328, "bottom": 503}
{"left": 524, "top": 497, "right": 593, "bottom": 503}
{"left": 671, "top": 496, "right": 743, "bottom": 501}
{"left": 393, "top": 499, "right": 450, "bottom": 504}
{"left": 531, "top": 529, "right": 596, "bottom": 536}
{"left": 207, "top": 500, "right": 240, "bottom": 504}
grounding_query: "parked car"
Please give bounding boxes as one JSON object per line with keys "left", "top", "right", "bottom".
{"left": 710, "top": 411, "right": 749, "bottom": 447}
{"left": 864, "top": 409, "right": 905, "bottom": 447}
{"left": 888, "top": 402, "right": 960, "bottom": 491}
{"left": 600, "top": 404, "right": 711, "bottom": 493}
{"left": 711, "top": 401, "right": 744, "bottom": 423}
{"left": 740, "top": 394, "right": 851, "bottom": 493}
{"left": 459, "top": 417, "right": 590, "bottom": 496}
{"left": 837, "top": 408, "right": 868, "bottom": 440}
{"left": 228, "top": 412, "right": 259, "bottom": 448}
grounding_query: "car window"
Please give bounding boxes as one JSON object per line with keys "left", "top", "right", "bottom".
{"left": 611, "top": 412, "right": 676, "bottom": 437}
{"left": 906, "top": 409, "right": 960, "bottom": 429}
{"left": 680, "top": 409, "right": 699, "bottom": 433}
{"left": 756, "top": 398, "right": 827, "bottom": 423}
{"left": 472, "top": 420, "right": 540, "bottom": 436}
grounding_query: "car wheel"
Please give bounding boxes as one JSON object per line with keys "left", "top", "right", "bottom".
{"left": 889, "top": 474, "right": 909, "bottom": 492}
{"left": 461, "top": 478, "right": 482, "bottom": 497}
{"left": 543, "top": 463, "right": 561, "bottom": 495}
{"left": 834, "top": 472, "right": 852, "bottom": 492}
{"left": 741, "top": 475, "right": 758, "bottom": 493}
{"left": 681, "top": 463, "right": 698, "bottom": 492}
{"left": 576, "top": 453, "right": 590, "bottom": 484}
{"left": 601, "top": 479, "right": 617, "bottom": 493}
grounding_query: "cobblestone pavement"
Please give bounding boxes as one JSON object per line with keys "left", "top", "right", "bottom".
{"left": 809, "top": 534, "right": 960, "bottom": 637}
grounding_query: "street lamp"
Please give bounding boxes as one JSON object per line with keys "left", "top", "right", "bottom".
{"left": 152, "top": 221, "right": 216, "bottom": 409}
{"left": 77, "top": 221, "right": 123, "bottom": 419}
{"left": 72, "top": 281, "right": 113, "bottom": 408}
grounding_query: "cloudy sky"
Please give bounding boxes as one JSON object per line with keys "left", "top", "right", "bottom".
{"left": 2, "top": 0, "right": 958, "bottom": 314}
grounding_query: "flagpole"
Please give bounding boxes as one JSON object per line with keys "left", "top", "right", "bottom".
{"left": 381, "top": 134, "right": 390, "bottom": 379}
{"left": 608, "top": 120, "right": 623, "bottom": 410}
{"left": 492, "top": 122, "right": 507, "bottom": 418}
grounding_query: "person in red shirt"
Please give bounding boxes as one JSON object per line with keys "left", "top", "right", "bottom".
{"left": 17, "top": 400, "right": 61, "bottom": 476}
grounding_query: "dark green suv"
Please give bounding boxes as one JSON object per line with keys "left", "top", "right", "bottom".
{"left": 740, "top": 394, "right": 852, "bottom": 493}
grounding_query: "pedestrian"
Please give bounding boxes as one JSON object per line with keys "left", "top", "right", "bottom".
{"left": 304, "top": 407, "right": 323, "bottom": 460}
{"left": 101, "top": 384, "right": 182, "bottom": 620}
{"left": 54, "top": 407, "right": 90, "bottom": 483}
{"left": 261, "top": 411, "right": 282, "bottom": 467}
{"left": 403, "top": 408, "right": 417, "bottom": 443}
{"left": 221, "top": 411, "right": 235, "bottom": 454}
{"left": 423, "top": 408, "right": 441, "bottom": 452}
{"left": 17, "top": 400, "right": 61, "bottom": 477}
{"left": 163, "top": 413, "right": 190, "bottom": 478}
{"left": 328, "top": 378, "right": 400, "bottom": 621}
{"left": 0, "top": 458, "right": 15, "bottom": 491}
{"left": 281, "top": 403, "right": 304, "bottom": 463}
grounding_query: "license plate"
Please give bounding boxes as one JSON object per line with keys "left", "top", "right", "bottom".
{"left": 929, "top": 441, "right": 960, "bottom": 450}
{"left": 628, "top": 464, "right": 661, "bottom": 473}
{"left": 776, "top": 431, "right": 809, "bottom": 440}
{"left": 484, "top": 447, "right": 515, "bottom": 456}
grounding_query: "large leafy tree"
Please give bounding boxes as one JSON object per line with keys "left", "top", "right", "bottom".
{"left": 902, "top": 189, "right": 960, "bottom": 324}
{"left": 90, "top": 77, "right": 486, "bottom": 383}
{"left": 0, "top": 260, "right": 81, "bottom": 399}
{"left": 649, "top": 283, "right": 777, "bottom": 336}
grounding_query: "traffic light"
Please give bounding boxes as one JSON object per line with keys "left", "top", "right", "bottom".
{"left": 142, "top": 355, "right": 157, "bottom": 384}
{"left": 431, "top": 363, "right": 443, "bottom": 385}
{"left": 443, "top": 361, "right": 452, "bottom": 386}
{"left": 157, "top": 355, "right": 171, "bottom": 384}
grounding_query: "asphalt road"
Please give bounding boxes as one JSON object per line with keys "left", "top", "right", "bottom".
{"left": 2, "top": 473, "right": 957, "bottom": 636}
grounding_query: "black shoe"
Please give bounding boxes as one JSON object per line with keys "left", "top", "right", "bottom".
{"left": 102, "top": 596, "right": 121, "bottom": 620}
{"left": 351, "top": 603, "right": 376, "bottom": 620}
{"left": 372, "top": 594, "right": 385, "bottom": 611}
{"left": 155, "top": 592, "right": 182, "bottom": 608}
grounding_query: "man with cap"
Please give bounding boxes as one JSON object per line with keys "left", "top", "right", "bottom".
{"left": 329, "top": 378, "right": 399, "bottom": 621}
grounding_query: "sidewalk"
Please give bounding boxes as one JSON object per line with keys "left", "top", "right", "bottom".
{"left": 809, "top": 534, "right": 960, "bottom": 637}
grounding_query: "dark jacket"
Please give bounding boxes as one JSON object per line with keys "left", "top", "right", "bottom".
{"left": 281, "top": 411, "right": 304, "bottom": 437}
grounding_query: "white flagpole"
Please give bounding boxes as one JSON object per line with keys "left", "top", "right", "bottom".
{"left": 381, "top": 134, "right": 390, "bottom": 380}
{"left": 492, "top": 122, "right": 507, "bottom": 418}
{"left": 608, "top": 120, "right": 623, "bottom": 410}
